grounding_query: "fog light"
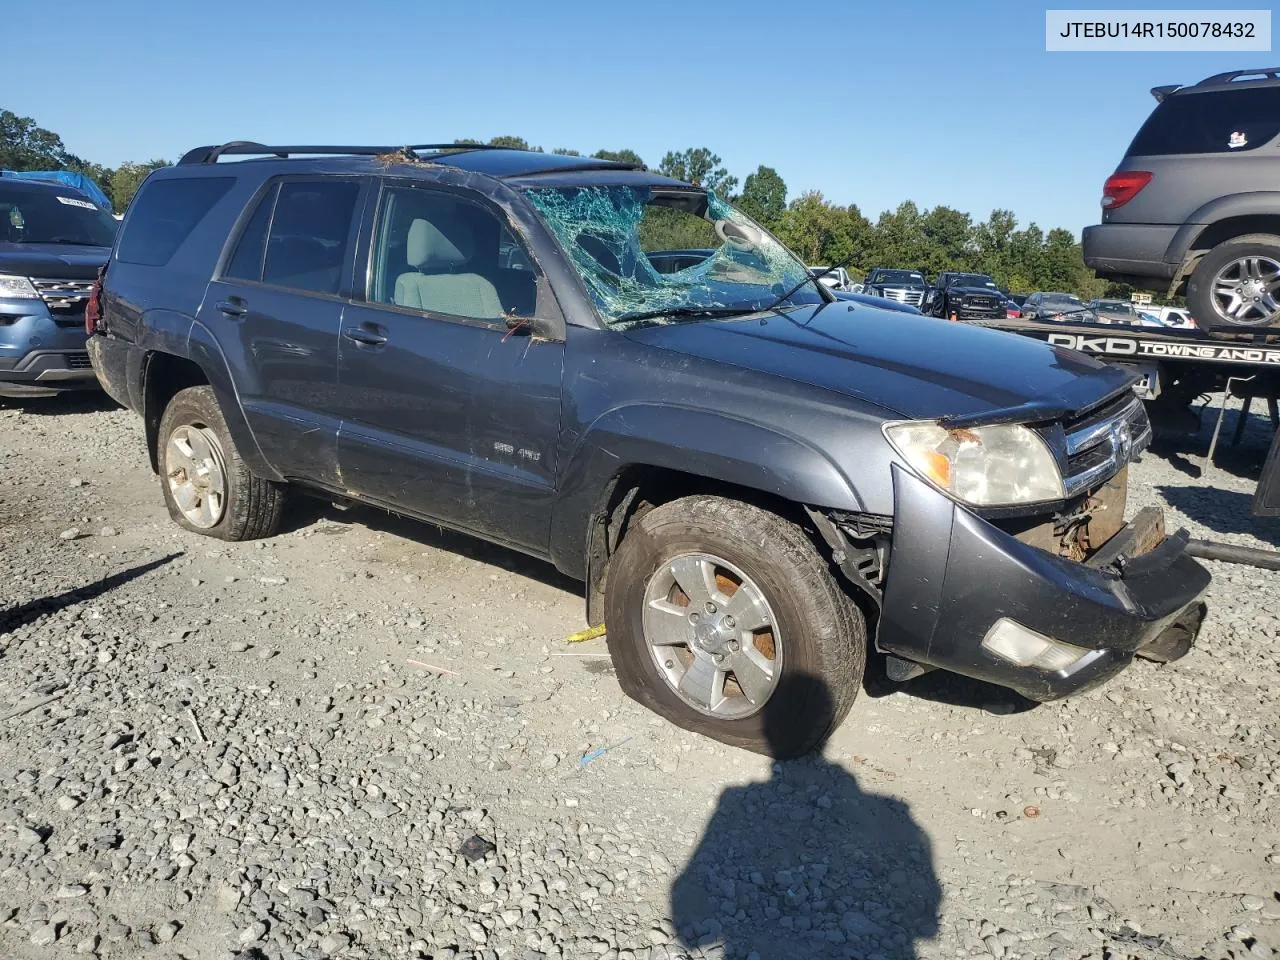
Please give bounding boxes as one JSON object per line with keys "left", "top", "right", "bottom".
{"left": 981, "top": 618, "right": 1087, "bottom": 672}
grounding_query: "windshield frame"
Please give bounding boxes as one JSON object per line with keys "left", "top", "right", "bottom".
{"left": 522, "top": 182, "right": 828, "bottom": 330}
{"left": 0, "top": 186, "right": 117, "bottom": 248}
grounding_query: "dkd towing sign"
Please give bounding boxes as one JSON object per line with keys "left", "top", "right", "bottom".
{"left": 1046, "top": 332, "right": 1280, "bottom": 365}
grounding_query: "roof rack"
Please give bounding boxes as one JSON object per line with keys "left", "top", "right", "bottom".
{"left": 1150, "top": 67, "right": 1280, "bottom": 102}
{"left": 1196, "top": 67, "right": 1280, "bottom": 86}
{"left": 177, "top": 141, "right": 508, "bottom": 165}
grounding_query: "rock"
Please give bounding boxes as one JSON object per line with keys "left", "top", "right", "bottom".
{"left": 1243, "top": 895, "right": 1267, "bottom": 911}
{"left": 30, "top": 923, "right": 58, "bottom": 946}
{"left": 98, "top": 526, "right": 118, "bottom": 537}
{"left": 59, "top": 527, "right": 83, "bottom": 541}
{"left": 55, "top": 883, "right": 89, "bottom": 899}
{"left": 365, "top": 801, "right": 399, "bottom": 820}
{"left": 155, "top": 921, "right": 180, "bottom": 943}
{"left": 215, "top": 884, "right": 242, "bottom": 913}
{"left": 319, "top": 931, "right": 352, "bottom": 954}
{"left": 56, "top": 795, "right": 81, "bottom": 812}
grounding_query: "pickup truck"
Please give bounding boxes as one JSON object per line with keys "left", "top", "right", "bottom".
{"left": 88, "top": 140, "right": 1211, "bottom": 758}
{"left": 923, "top": 272, "right": 1007, "bottom": 322}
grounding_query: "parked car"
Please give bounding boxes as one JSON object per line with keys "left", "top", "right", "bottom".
{"left": 1087, "top": 299, "right": 1163, "bottom": 326}
{"left": 1003, "top": 296, "right": 1022, "bottom": 320}
{"left": 0, "top": 177, "right": 116, "bottom": 396}
{"left": 862, "top": 267, "right": 929, "bottom": 308}
{"left": 922, "top": 272, "right": 1006, "bottom": 322}
{"left": 1083, "top": 67, "right": 1280, "bottom": 334}
{"left": 90, "top": 141, "right": 1209, "bottom": 757}
{"left": 1156, "top": 306, "right": 1196, "bottom": 329}
{"left": 807, "top": 265, "right": 852, "bottom": 290}
{"left": 830, "top": 289, "right": 922, "bottom": 314}
{"left": 1023, "top": 292, "right": 1096, "bottom": 323}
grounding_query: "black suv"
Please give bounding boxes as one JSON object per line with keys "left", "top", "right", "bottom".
{"left": 90, "top": 141, "right": 1209, "bottom": 757}
{"left": 922, "top": 272, "right": 1006, "bottom": 322}
{"left": 1084, "top": 68, "right": 1280, "bottom": 334}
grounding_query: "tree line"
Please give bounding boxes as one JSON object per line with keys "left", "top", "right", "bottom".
{"left": 1, "top": 114, "right": 1113, "bottom": 298}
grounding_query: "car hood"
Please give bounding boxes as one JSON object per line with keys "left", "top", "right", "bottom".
{"left": 947, "top": 285, "right": 1002, "bottom": 297}
{"left": 622, "top": 302, "right": 1135, "bottom": 422}
{"left": 0, "top": 243, "right": 110, "bottom": 280}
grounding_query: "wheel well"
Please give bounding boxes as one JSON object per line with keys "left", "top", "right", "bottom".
{"left": 1192, "top": 216, "right": 1280, "bottom": 254}
{"left": 143, "top": 353, "right": 209, "bottom": 473}
{"left": 584, "top": 465, "right": 811, "bottom": 625}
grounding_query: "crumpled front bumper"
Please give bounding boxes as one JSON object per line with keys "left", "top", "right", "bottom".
{"left": 875, "top": 465, "right": 1210, "bottom": 701}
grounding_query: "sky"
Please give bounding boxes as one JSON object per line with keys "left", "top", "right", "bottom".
{"left": 4, "top": 0, "right": 1262, "bottom": 236}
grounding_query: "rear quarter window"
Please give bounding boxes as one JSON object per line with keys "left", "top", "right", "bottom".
{"left": 1127, "top": 86, "right": 1280, "bottom": 156}
{"left": 116, "top": 177, "right": 235, "bottom": 266}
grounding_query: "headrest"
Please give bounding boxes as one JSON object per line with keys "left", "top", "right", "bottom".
{"left": 407, "top": 218, "right": 473, "bottom": 269}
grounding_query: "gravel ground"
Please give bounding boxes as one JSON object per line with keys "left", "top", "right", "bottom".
{"left": 1, "top": 391, "right": 1278, "bottom": 960}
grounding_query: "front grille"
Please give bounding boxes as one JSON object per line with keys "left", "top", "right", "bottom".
{"left": 1062, "top": 393, "right": 1151, "bottom": 496}
{"left": 963, "top": 295, "right": 997, "bottom": 310}
{"left": 65, "top": 352, "right": 93, "bottom": 369}
{"left": 883, "top": 287, "right": 925, "bottom": 306}
{"left": 31, "top": 278, "right": 94, "bottom": 312}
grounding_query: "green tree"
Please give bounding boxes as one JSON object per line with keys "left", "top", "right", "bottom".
{"left": 0, "top": 109, "right": 73, "bottom": 170}
{"left": 774, "top": 191, "right": 840, "bottom": 265}
{"left": 918, "top": 205, "right": 973, "bottom": 275}
{"left": 592, "top": 148, "right": 645, "bottom": 167}
{"left": 737, "top": 165, "right": 787, "bottom": 228}
{"left": 551, "top": 147, "right": 581, "bottom": 156}
{"left": 657, "top": 147, "right": 738, "bottom": 197}
{"left": 109, "top": 159, "right": 169, "bottom": 210}
{"left": 488, "top": 135, "right": 532, "bottom": 150}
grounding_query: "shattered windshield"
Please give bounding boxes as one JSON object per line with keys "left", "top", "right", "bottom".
{"left": 524, "top": 185, "right": 823, "bottom": 328}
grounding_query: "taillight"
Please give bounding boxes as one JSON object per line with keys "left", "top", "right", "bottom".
{"left": 1101, "top": 170, "right": 1153, "bottom": 210}
{"left": 84, "top": 267, "right": 104, "bottom": 335}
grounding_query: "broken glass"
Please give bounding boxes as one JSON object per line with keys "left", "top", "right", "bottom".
{"left": 524, "top": 186, "right": 823, "bottom": 329}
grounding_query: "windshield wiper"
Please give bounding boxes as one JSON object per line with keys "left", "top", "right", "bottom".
{"left": 615, "top": 305, "right": 760, "bottom": 324}
{"left": 759, "top": 253, "right": 855, "bottom": 314}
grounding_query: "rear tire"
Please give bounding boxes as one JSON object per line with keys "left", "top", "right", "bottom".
{"left": 1187, "top": 234, "right": 1280, "bottom": 333}
{"left": 604, "top": 496, "right": 865, "bottom": 759}
{"left": 157, "top": 386, "right": 284, "bottom": 541}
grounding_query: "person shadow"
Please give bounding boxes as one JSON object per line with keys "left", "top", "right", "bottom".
{"left": 670, "top": 674, "right": 941, "bottom": 960}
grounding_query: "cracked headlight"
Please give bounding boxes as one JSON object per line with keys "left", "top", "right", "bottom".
{"left": 883, "top": 420, "right": 1065, "bottom": 507}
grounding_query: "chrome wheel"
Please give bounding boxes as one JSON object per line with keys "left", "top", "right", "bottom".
{"left": 642, "top": 552, "right": 781, "bottom": 719}
{"left": 1211, "top": 255, "right": 1280, "bottom": 326}
{"left": 165, "top": 424, "right": 227, "bottom": 528}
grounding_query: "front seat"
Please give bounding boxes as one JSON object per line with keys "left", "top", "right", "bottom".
{"left": 394, "top": 218, "right": 504, "bottom": 319}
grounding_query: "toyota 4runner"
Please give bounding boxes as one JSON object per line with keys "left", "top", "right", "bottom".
{"left": 89, "top": 142, "right": 1210, "bottom": 757}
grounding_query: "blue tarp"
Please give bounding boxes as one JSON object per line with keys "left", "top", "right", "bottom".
{"left": 1, "top": 169, "right": 113, "bottom": 213}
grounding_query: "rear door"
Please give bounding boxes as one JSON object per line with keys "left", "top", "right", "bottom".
{"left": 198, "top": 176, "right": 368, "bottom": 485}
{"left": 336, "top": 179, "right": 565, "bottom": 553}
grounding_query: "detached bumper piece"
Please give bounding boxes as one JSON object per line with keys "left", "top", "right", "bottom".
{"left": 876, "top": 466, "right": 1210, "bottom": 701}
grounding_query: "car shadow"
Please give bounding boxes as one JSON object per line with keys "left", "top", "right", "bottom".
{"left": 670, "top": 674, "right": 941, "bottom": 959}
{"left": 279, "top": 494, "right": 581, "bottom": 596}
{"left": 0, "top": 390, "right": 120, "bottom": 415}
{"left": 1157, "top": 484, "right": 1280, "bottom": 545}
{"left": 0, "top": 554, "right": 181, "bottom": 636}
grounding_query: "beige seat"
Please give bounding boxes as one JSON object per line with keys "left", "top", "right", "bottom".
{"left": 394, "top": 218, "right": 503, "bottom": 319}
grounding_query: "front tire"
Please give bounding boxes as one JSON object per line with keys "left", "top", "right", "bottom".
{"left": 604, "top": 496, "right": 865, "bottom": 759}
{"left": 1187, "top": 234, "right": 1280, "bottom": 333}
{"left": 157, "top": 386, "right": 284, "bottom": 541}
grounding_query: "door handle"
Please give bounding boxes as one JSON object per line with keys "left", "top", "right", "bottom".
{"left": 343, "top": 326, "right": 388, "bottom": 347}
{"left": 216, "top": 297, "right": 247, "bottom": 318}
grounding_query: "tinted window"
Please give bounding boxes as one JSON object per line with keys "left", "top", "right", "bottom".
{"left": 0, "top": 184, "right": 118, "bottom": 247}
{"left": 224, "top": 184, "right": 278, "bottom": 282}
{"left": 371, "top": 185, "right": 537, "bottom": 319}
{"left": 1128, "top": 86, "right": 1280, "bottom": 156}
{"left": 116, "top": 177, "right": 234, "bottom": 265}
{"left": 262, "top": 180, "right": 360, "bottom": 295}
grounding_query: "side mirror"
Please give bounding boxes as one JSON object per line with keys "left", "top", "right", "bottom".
{"left": 504, "top": 314, "right": 561, "bottom": 341}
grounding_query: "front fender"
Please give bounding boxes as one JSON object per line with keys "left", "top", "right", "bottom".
{"left": 547, "top": 403, "right": 865, "bottom": 578}
{"left": 1166, "top": 191, "right": 1280, "bottom": 263}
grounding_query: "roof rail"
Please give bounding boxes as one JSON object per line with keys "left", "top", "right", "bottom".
{"left": 1196, "top": 67, "right": 1280, "bottom": 87}
{"left": 177, "top": 141, "right": 508, "bottom": 165}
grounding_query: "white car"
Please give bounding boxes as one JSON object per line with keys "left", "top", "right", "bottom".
{"left": 808, "top": 266, "right": 851, "bottom": 291}
{"left": 1156, "top": 306, "right": 1196, "bottom": 329}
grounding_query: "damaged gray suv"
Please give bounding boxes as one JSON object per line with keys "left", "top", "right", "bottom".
{"left": 89, "top": 142, "right": 1210, "bottom": 757}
